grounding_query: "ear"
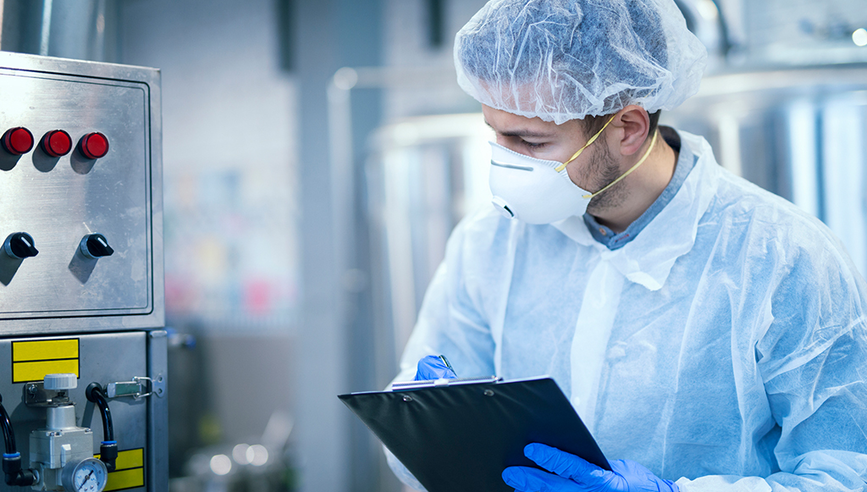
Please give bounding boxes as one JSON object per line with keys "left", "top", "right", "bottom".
{"left": 611, "top": 105, "right": 650, "bottom": 157}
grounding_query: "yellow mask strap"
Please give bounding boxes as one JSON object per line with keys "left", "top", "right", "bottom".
{"left": 554, "top": 114, "right": 617, "bottom": 173}
{"left": 581, "top": 129, "right": 659, "bottom": 200}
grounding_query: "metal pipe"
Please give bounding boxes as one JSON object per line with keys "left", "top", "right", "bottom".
{"left": 39, "top": 0, "right": 52, "bottom": 56}
{"left": 0, "top": 0, "right": 5, "bottom": 47}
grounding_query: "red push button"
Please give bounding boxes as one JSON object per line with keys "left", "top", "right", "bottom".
{"left": 41, "top": 130, "right": 73, "bottom": 157}
{"left": 2, "top": 127, "right": 35, "bottom": 155}
{"left": 79, "top": 132, "right": 109, "bottom": 159}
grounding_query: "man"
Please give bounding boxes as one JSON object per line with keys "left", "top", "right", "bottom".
{"left": 388, "top": 0, "right": 867, "bottom": 490}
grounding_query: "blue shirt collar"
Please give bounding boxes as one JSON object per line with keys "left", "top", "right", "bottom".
{"left": 584, "top": 127, "right": 697, "bottom": 250}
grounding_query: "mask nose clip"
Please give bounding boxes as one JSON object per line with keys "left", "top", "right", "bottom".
{"left": 491, "top": 196, "right": 515, "bottom": 219}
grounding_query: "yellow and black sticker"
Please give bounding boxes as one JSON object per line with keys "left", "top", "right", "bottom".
{"left": 11, "top": 339, "right": 79, "bottom": 383}
{"left": 95, "top": 448, "right": 146, "bottom": 491}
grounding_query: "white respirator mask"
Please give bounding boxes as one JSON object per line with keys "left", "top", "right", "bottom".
{"left": 489, "top": 116, "right": 658, "bottom": 224}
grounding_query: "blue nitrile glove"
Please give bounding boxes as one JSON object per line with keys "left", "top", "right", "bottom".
{"left": 413, "top": 355, "right": 457, "bottom": 380}
{"left": 502, "top": 443, "right": 679, "bottom": 492}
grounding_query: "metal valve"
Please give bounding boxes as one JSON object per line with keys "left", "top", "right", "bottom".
{"left": 26, "top": 374, "right": 107, "bottom": 492}
{"left": 43, "top": 374, "right": 77, "bottom": 391}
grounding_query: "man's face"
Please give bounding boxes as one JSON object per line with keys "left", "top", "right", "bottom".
{"left": 481, "top": 105, "right": 627, "bottom": 212}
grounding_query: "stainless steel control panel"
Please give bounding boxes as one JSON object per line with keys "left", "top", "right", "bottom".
{"left": 0, "top": 53, "right": 167, "bottom": 492}
{"left": 0, "top": 52, "right": 164, "bottom": 334}
{"left": 0, "top": 331, "right": 167, "bottom": 492}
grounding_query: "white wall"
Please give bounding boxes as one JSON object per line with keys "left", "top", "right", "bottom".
{"left": 119, "top": 0, "right": 299, "bottom": 332}
{"left": 382, "top": 0, "right": 486, "bottom": 120}
{"left": 116, "top": 0, "right": 300, "bottom": 466}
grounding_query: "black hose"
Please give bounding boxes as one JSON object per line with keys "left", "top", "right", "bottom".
{"left": 85, "top": 383, "right": 114, "bottom": 442}
{"left": 0, "top": 394, "right": 16, "bottom": 454}
{"left": 1, "top": 394, "right": 36, "bottom": 486}
{"left": 85, "top": 383, "right": 117, "bottom": 471}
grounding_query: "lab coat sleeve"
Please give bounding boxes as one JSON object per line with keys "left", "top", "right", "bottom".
{"left": 385, "top": 212, "right": 500, "bottom": 489}
{"left": 679, "top": 237, "right": 867, "bottom": 491}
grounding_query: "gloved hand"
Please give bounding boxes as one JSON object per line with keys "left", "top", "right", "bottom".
{"left": 502, "top": 443, "right": 679, "bottom": 492}
{"left": 413, "top": 355, "right": 457, "bottom": 380}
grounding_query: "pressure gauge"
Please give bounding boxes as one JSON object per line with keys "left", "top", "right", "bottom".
{"left": 61, "top": 457, "right": 108, "bottom": 492}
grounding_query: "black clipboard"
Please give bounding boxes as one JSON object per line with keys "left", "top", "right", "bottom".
{"left": 339, "top": 376, "right": 609, "bottom": 492}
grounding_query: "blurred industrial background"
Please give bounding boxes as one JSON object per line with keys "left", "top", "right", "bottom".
{"left": 1, "top": 0, "right": 866, "bottom": 491}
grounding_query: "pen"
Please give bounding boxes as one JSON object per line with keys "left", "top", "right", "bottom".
{"left": 438, "top": 354, "right": 456, "bottom": 377}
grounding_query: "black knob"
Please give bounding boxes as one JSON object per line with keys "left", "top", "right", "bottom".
{"left": 80, "top": 234, "right": 114, "bottom": 259}
{"left": 4, "top": 233, "right": 38, "bottom": 259}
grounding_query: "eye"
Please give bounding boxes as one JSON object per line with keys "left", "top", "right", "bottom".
{"left": 522, "top": 140, "right": 547, "bottom": 150}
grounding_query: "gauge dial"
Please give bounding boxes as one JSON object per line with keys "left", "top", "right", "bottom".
{"left": 61, "top": 458, "right": 108, "bottom": 492}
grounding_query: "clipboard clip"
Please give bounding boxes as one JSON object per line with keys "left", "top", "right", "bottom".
{"left": 391, "top": 376, "right": 502, "bottom": 392}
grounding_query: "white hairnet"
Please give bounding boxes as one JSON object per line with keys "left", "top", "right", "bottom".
{"left": 454, "top": 0, "right": 708, "bottom": 123}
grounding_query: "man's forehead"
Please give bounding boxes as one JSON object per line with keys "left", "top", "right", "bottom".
{"left": 482, "top": 106, "right": 569, "bottom": 137}
{"left": 483, "top": 122, "right": 556, "bottom": 138}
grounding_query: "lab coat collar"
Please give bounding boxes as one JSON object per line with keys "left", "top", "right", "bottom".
{"left": 552, "top": 131, "right": 719, "bottom": 291}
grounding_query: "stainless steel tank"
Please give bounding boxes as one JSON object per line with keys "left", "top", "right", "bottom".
{"left": 664, "top": 64, "right": 867, "bottom": 275}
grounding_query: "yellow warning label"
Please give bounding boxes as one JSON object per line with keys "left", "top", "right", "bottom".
{"left": 113, "top": 448, "right": 145, "bottom": 470}
{"left": 95, "top": 448, "right": 145, "bottom": 491}
{"left": 13, "top": 360, "right": 79, "bottom": 384}
{"left": 11, "top": 339, "right": 79, "bottom": 383}
{"left": 105, "top": 468, "right": 145, "bottom": 491}
{"left": 13, "top": 339, "right": 78, "bottom": 361}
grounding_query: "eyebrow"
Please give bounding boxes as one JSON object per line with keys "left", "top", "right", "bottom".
{"left": 484, "top": 120, "right": 555, "bottom": 139}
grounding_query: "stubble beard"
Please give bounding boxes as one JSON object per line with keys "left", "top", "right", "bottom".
{"left": 584, "top": 143, "right": 629, "bottom": 214}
